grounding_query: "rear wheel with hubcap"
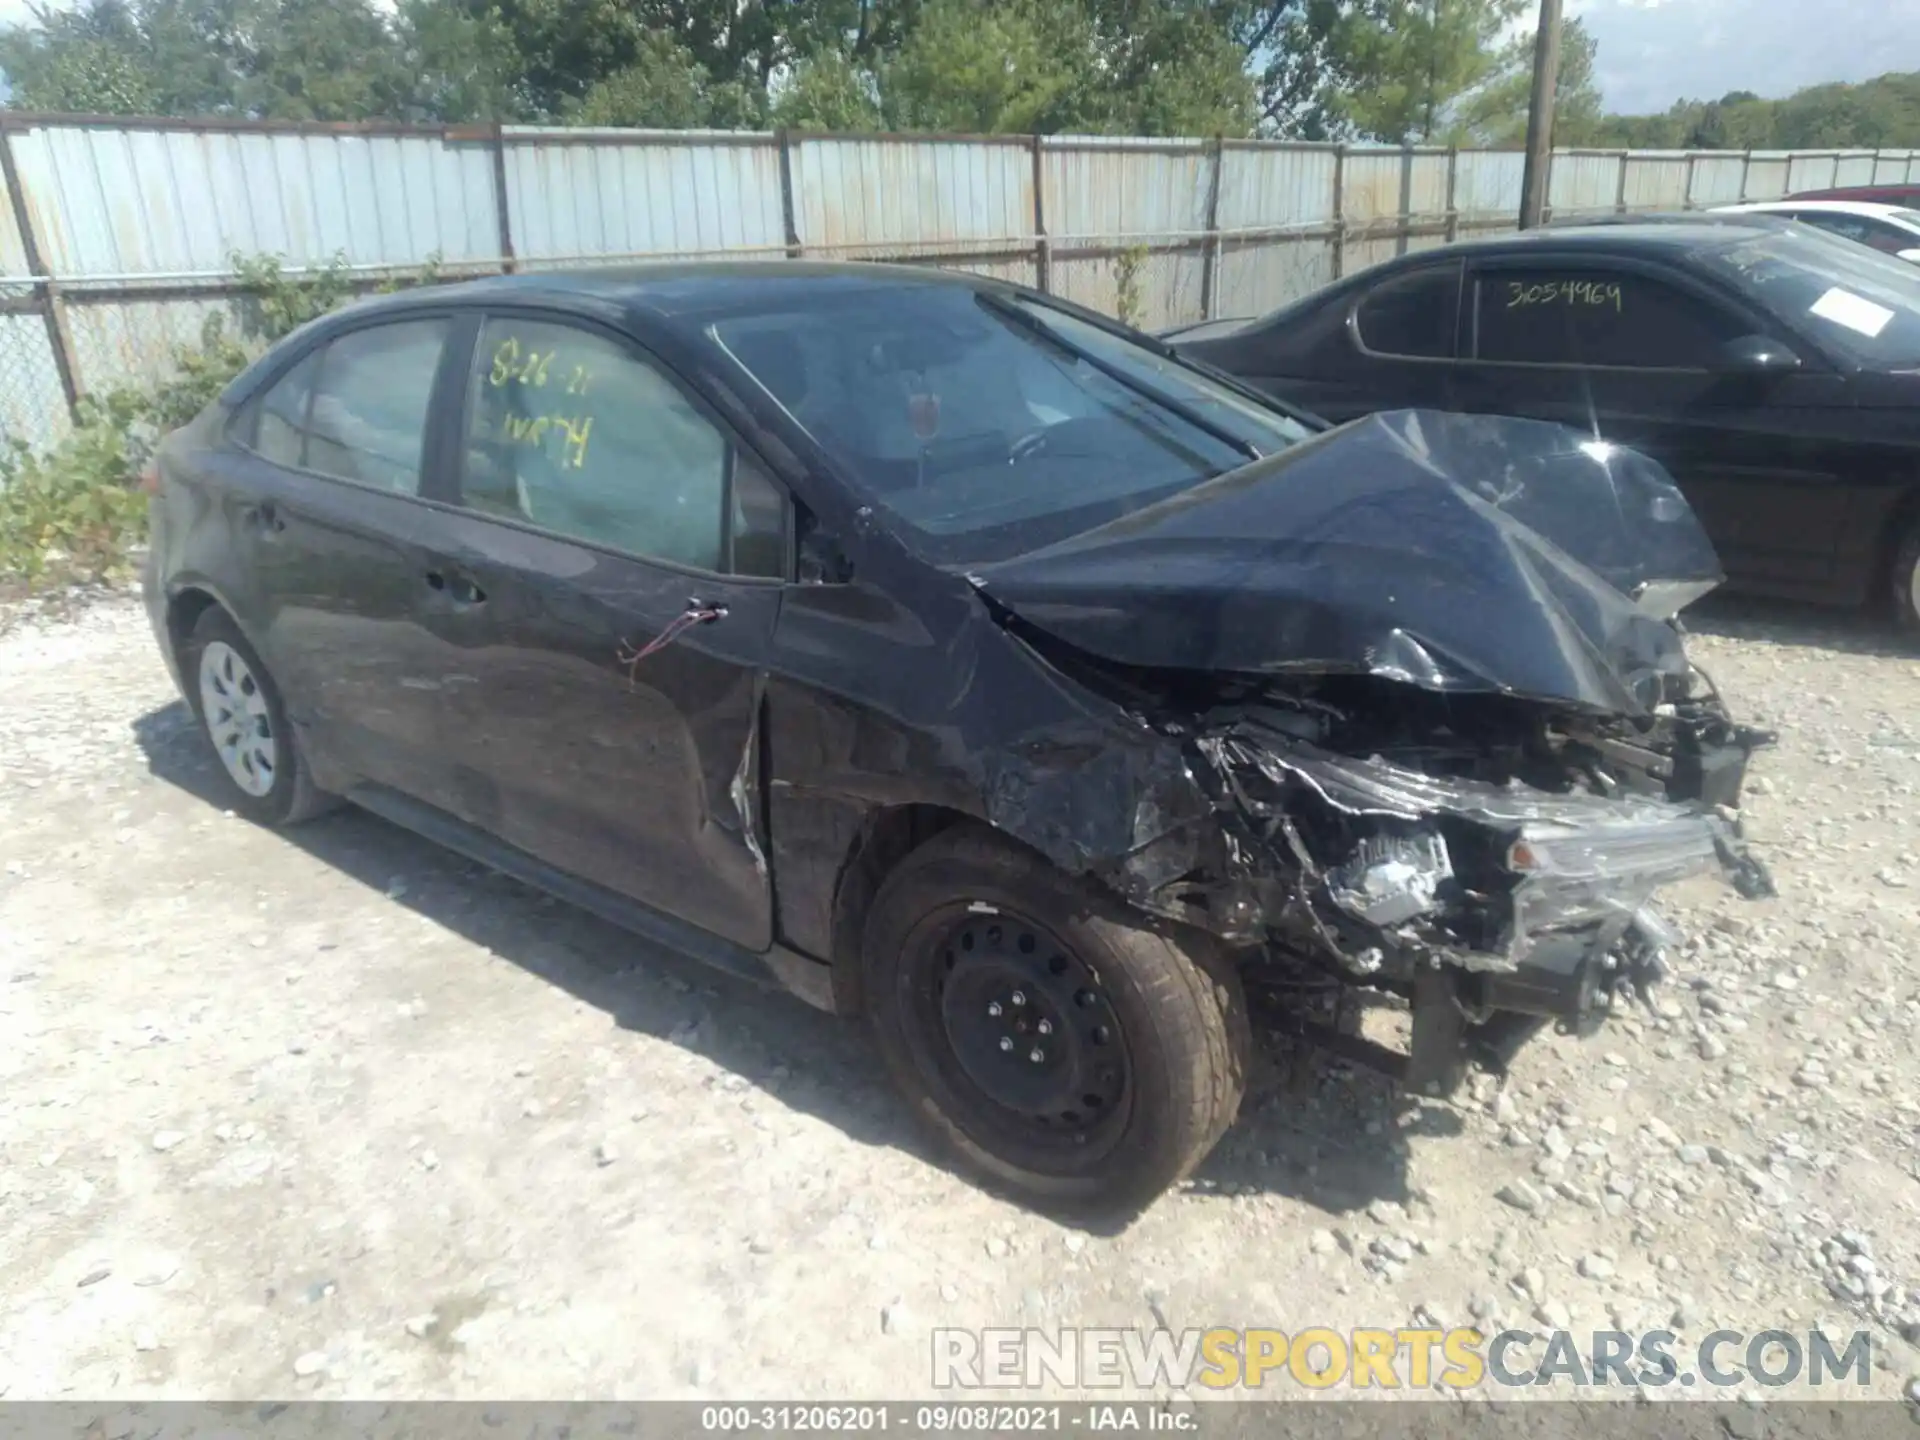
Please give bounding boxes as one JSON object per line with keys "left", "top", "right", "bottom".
{"left": 182, "top": 608, "right": 333, "bottom": 826}
{"left": 864, "top": 825, "right": 1249, "bottom": 1214}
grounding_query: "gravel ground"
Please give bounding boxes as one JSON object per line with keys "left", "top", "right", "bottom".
{"left": 4, "top": 590, "right": 1920, "bottom": 1407}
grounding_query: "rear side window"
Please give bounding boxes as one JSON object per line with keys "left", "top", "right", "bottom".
{"left": 1355, "top": 264, "right": 1460, "bottom": 359}
{"left": 245, "top": 320, "right": 448, "bottom": 493}
{"left": 1471, "top": 269, "right": 1740, "bottom": 368}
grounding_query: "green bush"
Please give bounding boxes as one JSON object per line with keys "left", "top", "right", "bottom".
{"left": 0, "top": 249, "right": 442, "bottom": 592}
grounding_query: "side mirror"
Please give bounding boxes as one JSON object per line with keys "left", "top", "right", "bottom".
{"left": 1715, "top": 334, "right": 1803, "bottom": 379}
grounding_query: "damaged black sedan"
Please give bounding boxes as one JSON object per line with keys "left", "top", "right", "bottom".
{"left": 142, "top": 263, "right": 1774, "bottom": 1213}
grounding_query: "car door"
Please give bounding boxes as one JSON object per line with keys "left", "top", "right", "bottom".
{"left": 425, "top": 309, "right": 790, "bottom": 952}
{"left": 222, "top": 314, "right": 471, "bottom": 805}
{"left": 1446, "top": 257, "right": 1857, "bottom": 597}
{"left": 1212, "top": 259, "right": 1462, "bottom": 423}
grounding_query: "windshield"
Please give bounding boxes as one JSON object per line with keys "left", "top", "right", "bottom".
{"left": 710, "top": 286, "right": 1310, "bottom": 564}
{"left": 1708, "top": 227, "right": 1920, "bottom": 367}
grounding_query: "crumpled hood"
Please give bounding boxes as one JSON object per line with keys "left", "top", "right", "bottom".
{"left": 969, "top": 410, "right": 1725, "bottom": 718}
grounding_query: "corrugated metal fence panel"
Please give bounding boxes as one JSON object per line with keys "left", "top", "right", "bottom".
{"left": 1689, "top": 154, "right": 1750, "bottom": 206}
{"left": 1043, "top": 137, "right": 1211, "bottom": 327}
{"left": 1785, "top": 152, "right": 1843, "bottom": 194}
{"left": 1340, "top": 147, "right": 1408, "bottom": 226}
{"left": 504, "top": 129, "right": 785, "bottom": 264}
{"left": 1620, "top": 152, "right": 1691, "bottom": 211}
{"left": 1406, "top": 151, "right": 1452, "bottom": 220}
{"left": 1213, "top": 144, "right": 1338, "bottom": 319}
{"left": 1215, "top": 144, "right": 1337, "bottom": 229}
{"left": 0, "top": 180, "right": 29, "bottom": 278}
{"left": 1454, "top": 150, "right": 1524, "bottom": 225}
{"left": 8, "top": 123, "right": 500, "bottom": 277}
{"left": 1832, "top": 152, "right": 1881, "bottom": 188}
{"left": 788, "top": 135, "right": 1031, "bottom": 255}
{"left": 1874, "top": 151, "right": 1920, "bottom": 184}
{"left": 1548, "top": 151, "right": 1623, "bottom": 216}
{"left": 1745, "top": 153, "right": 1793, "bottom": 199}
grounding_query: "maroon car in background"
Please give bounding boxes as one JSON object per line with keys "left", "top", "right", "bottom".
{"left": 1789, "top": 184, "right": 1920, "bottom": 206}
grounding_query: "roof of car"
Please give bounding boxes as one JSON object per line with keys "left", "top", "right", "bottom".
{"left": 341, "top": 259, "right": 1002, "bottom": 322}
{"left": 1451, "top": 217, "right": 1781, "bottom": 254}
{"left": 1719, "top": 199, "right": 1920, "bottom": 220}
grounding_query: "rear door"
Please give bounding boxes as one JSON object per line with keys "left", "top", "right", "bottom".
{"left": 428, "top": 310, "right": 791, "bottom": 951}
{"left": 224, "top": 314, "right": 468, "bottom": 803}
{"left": 1210, "top": 259, "right": 1461, "bottom": 422}
{"left": 1447, "top": 257, "right": 1856, "bottom": 596}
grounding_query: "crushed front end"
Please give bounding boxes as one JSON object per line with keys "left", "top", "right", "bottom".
{"left": 968, "top": 410, "right": 1781, "bottom": 1094}
{"left": 1184, "top": 668, "right": 1776, "bottom": 1094}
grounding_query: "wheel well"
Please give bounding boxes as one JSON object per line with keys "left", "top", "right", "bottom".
{"left": 166, "top": 587, "right": 220, "bottom": 666}
{"left": 1877, "top": 484, "right": 1920, "bottom": 604}
{"left": 828, "top": 803, "right": 972, "bottom": 1016}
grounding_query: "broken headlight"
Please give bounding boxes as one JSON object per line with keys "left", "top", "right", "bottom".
{"left": 1327, "top": 831, "right": 1454, "bottom": 927}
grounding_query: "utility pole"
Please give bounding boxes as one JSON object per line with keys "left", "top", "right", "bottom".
{"left": 1518, "top": 0, "right": 1563, "bottom": 229}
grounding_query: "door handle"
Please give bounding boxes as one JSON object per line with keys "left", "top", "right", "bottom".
{"left": 247, "top": 501, "right": 286, "bottom": 534}
{"left": 425, "top": 569, "right": 487, "bottom": 606}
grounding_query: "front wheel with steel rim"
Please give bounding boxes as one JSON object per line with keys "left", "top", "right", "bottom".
{"left": 183, "top": 607, "right": 333, "bottom": 826}
{"left": 863, "top": 824, "right": 1250, "bottom": 1215}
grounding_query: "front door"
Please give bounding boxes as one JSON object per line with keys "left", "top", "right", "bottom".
{"left": 428, "top": 311, "right": 791, "bottom": 951}
{"left": 1448, "top": 259, "right": 1855, "bottom": 597}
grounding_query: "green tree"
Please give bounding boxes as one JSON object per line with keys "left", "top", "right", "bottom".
{"left": 570, "top": 30, "right": 767, "bottom": 128}
{"left": 771, "top": 50, "right": 885, "bottom": 131}
{"left": 0, "top": 0, "right": 417, "bottom": 120}
{"left": 1454, "top": 14, "right": 1603, "bottom": 146}
{"left": 1326, "top": 0, "right": 1527, "bottom": 143}
{"left": 398, "top": 0, "right": 531, "bottom": 121}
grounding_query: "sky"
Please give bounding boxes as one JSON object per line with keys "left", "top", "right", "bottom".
{"left": 0, "top": 0, "right": 1911, "bottom": 119}
{"left": 1568, "top": 0, "right": 1920, "bottom": 113}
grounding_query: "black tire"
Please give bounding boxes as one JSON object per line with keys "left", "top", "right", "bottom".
{"left": 862, "top": 824, "right": 1250, "bottom": 1215}
{"left": 1892, "top": 518, "right": 1920, "bottom": 633}
{"left": 181, "top": 607, "right": 334, "bottom": 826}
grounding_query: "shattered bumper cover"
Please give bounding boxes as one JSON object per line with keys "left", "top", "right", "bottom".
{"left": 1201, "top": 733, "right": 1775, "bottom": 1091}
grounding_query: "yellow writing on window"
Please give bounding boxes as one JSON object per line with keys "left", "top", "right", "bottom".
{"left": 500, "top": 410, "right": 594, "bottom": 469}
{"left": 489, "top": 335, "right": 596, "bottom": 394}
{"left": 1506, "top": 279, "right": 1624, "bottom": 313}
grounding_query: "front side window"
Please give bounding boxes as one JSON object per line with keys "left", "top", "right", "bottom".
{"left": 463, "top": 316, "right": 782, "bottom": 576}
{"left": 1355, "top": 264, "right": 1460, "bottom": 359}
{"left": 246, "top": 321, "right": 446, "bottom": 492}
{"left": 1471, "top": 268, "right": 1740, "bottom": 369}
{"left": 711, "top": 285, "right": 1309, "bottom": 565}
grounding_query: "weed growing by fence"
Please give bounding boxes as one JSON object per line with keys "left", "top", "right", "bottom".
{"left": 0, "top": 251, "right": 444, "bottom": 593}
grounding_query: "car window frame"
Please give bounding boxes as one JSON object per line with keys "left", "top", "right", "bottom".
{"left": 1347, "top": 257, "right": 1464, "bottom": 364}
{"left": 230, "top": 312, "right": 463, "bottom": 496}
{"left": 1458, "top": 254, "right": 1782, "bottom": 375}
{"left": 229, "top": 308, "right": 468, "bottom": 503}
{"left": 451, "top": 305, "right": 795, "bottom": 586}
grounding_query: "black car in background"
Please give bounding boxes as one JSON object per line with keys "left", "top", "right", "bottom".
{"left": 144, "top": 263, "right": 1772, "bottom": 1213}
{"left": 1171, "top": 219, "right": 1920, "bottom": 628}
